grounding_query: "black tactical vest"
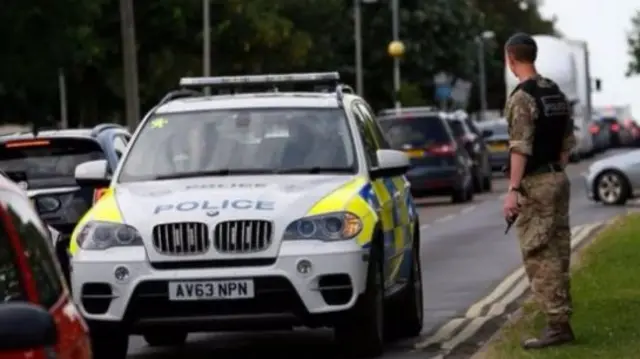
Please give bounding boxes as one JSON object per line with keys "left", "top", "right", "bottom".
{"left": 510, "top": 77, "right": 570, "bottom": 175}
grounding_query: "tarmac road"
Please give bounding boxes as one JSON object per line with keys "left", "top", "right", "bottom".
{"left": 127, "top": 149, "right": 635, "bottom": 359}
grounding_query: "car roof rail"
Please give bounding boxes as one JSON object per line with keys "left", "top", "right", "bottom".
{"left": 157, "top": 89, "right": 204, "bottom": 107}
{"left": 91, "top": 123, "right": 125, "bottom": 136}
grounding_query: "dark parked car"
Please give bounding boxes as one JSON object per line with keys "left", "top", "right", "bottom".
{"left": 0, "top": 124, "right": 131, "bottom": 281}
{"left": 588, "top": 117, "right": 612, "bottom": 153}
{"left": 378, "top": 108, "right": 474, "bottom": 203}
{"left": 446, "top": 113, "right": 492, "bottom": 192}
{"left": 598, "top": 116, "right": 633, "bottom": 147}
{"left": 478, "top": 118, "right": 509, "bottom": 171}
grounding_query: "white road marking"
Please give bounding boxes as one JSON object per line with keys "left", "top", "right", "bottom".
{"left": 414, "top": 318, "right": 467, "bottom": 349}
{"left": 460, "top": 206, "right": 476, "bottom": 214}
{"left": 420, "top": 224, "right": 430, "bottom": 230}
{"left": 435, "top": 214, "right": 455, "bottom": 223}
{"left": 415, "top": 221, "right": 605, "bottom": 351}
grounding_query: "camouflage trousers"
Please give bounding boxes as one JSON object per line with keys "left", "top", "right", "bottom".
{"left": 516, "top": 171, "right": 572, "bottom": 326}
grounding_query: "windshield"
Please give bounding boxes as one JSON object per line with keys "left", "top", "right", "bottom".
{"left": 117, "top": 108, "right": 356, "bottom": 182}
{"left": 0, "top": 138, "right": 105, "bottom": 189}
{"left": 486, "top": 123, "right": 508, "bottom": 136}
{"left": 378, "top": 116, "right": 451, "bottom": 148}
{"left": 448, "top": 119, "right": 466, "bottom": 137}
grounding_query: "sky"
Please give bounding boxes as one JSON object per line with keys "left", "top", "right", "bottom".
{"left": 539, "top": 0, "right": 640, "bottom": 117}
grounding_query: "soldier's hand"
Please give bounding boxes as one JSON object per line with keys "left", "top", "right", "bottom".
{"left": 503, "top": 190, "right": 520, "bottom": 218}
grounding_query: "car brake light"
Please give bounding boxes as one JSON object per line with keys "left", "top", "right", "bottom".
{"left": 5, "top": 140, "right": 50, "bottom": 148}
{"left": 93, "top": 188, "right": 108, "bottom": 203}
{"left": 589, "top": 125, "right": 599, "bottom": 134}
{"left": 611, "top": 123, "right": 620, "bottom": 131}
{"left": 427, "top": 143, "right": 456, "bottom": 155}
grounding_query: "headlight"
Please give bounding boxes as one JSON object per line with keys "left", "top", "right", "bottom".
{"left": 77, "top": 221, "right": 143, "bottom": 250}
{"left": 283, "top": 212, "right": 362, "bottom": 241}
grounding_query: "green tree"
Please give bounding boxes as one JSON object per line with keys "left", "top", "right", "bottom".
{"left": 626, "top": 10, "right": 640, "bottom": 76}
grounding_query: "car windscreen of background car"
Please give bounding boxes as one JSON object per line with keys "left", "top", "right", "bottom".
{"left": 0, "top": 138, "right": 105, "bottom": 189}
{"left": 118, "top": 108, "right": 357, "bottom": 182}
{"left": 600, "top": 117, "right": 619, "bottom": 124}
{"left": 487, "top": 123, "right": 508, "bottom": 136}
{"left": 448, "top": 120, "right": 466, "bottom": 137}
{"left": 378, "top": 116, "right": 450, "bottom": 148}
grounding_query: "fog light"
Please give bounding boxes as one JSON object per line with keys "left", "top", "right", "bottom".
{"left": 114, "top": 266, "right": 130, "bottom": 282}
{"left": 296, "top": 259, "right": 313, "bottom": 276}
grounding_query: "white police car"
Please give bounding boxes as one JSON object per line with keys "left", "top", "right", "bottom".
{"left": 69, "top": 72, "right": 423, "bottom": 358}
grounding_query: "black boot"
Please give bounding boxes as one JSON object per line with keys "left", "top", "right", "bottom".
{"left": 521, "top": 323, "right": 575, "bottom": 350}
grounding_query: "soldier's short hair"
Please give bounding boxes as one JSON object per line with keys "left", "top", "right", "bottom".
{"left": 505, "top": 32, "right": 537, "bottom": 63}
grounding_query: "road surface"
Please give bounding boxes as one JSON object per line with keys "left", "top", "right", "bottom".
{"left": 127, "top": 149, "right": 635, "bottom": 359}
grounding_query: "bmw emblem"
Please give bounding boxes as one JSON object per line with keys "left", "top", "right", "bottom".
{"left": 206, "top": 210, "right": 220, "bottom": 217}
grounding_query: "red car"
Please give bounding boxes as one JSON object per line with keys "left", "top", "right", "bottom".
{"left": 0, "top": 176, "right": 92, "bottom": 359}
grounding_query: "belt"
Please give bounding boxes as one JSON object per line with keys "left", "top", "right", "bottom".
{"left": 525, "top": 163, "right": 563, "bottom": 176}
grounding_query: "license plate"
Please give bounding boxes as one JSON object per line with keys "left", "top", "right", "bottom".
{"left": 488, "top": 144, "right": 507, "bottom": 152}
{"left": 168, "top": 279, "right": 254, "bottom": 301}
{"left": 405, "top": 149, "right": 425, "bottom": 158}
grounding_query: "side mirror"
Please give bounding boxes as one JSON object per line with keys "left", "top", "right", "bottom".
{"left": 370, "top": 149, "right": 410, "bottom": 179}
{"left": 74, "top": 159, "right": 110, "bottom": 187}
{"left": 0, "top": 302, "right": 57, "bottom": 351}
{"left": 481, "top": 129, "right": 493, "bottom": 138}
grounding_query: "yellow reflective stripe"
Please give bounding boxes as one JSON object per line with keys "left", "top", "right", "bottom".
{"left": 69, "top": 189, "right": 123, "bottom": 255}
{"left": 372, "top": 180, "right": 393, "bottom": 232}
{"left": 392, "top": 176, "right": 410, "bottom": 226}
{"left": 306, "top": 177, "right": 368, "bottom": 215}
{"left": 348, "top": 196, "right": 376, "bottom": 247}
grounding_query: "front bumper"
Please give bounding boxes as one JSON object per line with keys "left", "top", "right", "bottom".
{"left": 71, "top": 240, "right": 368, "bottom": 331}
{"left": 583, "top": 172, "right": 596, "bottom": 200}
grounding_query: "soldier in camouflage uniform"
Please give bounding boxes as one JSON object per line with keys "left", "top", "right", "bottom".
{"left": 502, "top": 33, "right": 576, "bottom": 349}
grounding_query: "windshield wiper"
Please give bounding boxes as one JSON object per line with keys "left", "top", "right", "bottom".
{"left": 275, "top": 167, "right": 355, "bottom": 174}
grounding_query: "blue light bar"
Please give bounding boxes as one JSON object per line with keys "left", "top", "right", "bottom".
{"left": 179, "top": 72, "right": 340, "bottom": 87}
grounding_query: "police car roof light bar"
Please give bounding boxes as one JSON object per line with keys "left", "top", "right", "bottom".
{"left": 179, "top": 72, "right": 340, "bottom": 88}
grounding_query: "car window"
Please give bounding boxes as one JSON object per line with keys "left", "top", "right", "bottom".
{"left": 486, "top": 123, "right": 509, "bottom": 136}
{"left": 448, "top": 119, "right": 468, "bottom": 137}
{"left": 600, "top": 117, "right": 619, "bottom": 124}
{"left": 118, "top": 108, "right": 357, "bottom": 182}
{"left": 2, "top": 190, "right": 64, "bottom": 308}
{"left": 352, "top": 106, "right": 379, "bottom": 167}
{"left": 0, "top": 217, "right": 25, "bottom": 303}
{"left": 113, "top": 135, "right": 128, "bottom": 160}
{"left": 355, "top": 102, "right": 390, "bottom": 149}
{"left": 378, "top": 116, "right": 451, "bottom": 148}
{"left": 0, "top": 138, "right": 106, "bottom": 190}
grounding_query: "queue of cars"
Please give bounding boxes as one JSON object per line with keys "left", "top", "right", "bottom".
{"left": 378, "top": 108, "right": 493, "bottom": 203}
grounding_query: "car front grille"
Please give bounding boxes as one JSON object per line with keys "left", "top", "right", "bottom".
{"left": 152, "top": 222, "right": 210, "bottom": 255}
{"left": 213, "top": 220, "right": 273, "bottom": 253}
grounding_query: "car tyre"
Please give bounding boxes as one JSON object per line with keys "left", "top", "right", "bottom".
{"left": 385, "top": 224, "right": 423, "bottom": 339}
{"left": 335, "top": 236, "right": 384, "bottom": 358}
{"left": 595, "top": 170, "right": 630, "bottom": 205}
{"left": 89, "top": 323, "right": 129, "bottom": 359}
{"left": 472, "top": 170, "right": 483, "bottom": 193}
{"left": 482, "top": 173, "right": 492, "bottom": 192}
{"left": 143, "top": 331, "right": 188, "bottom": 347}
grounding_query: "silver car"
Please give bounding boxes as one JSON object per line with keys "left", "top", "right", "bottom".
{"left": 584, "top": 149, "right": 640, "bottom": 205}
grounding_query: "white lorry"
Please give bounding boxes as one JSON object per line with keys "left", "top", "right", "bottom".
{"left": 505, "top": 35, "right": 601, "bottom": 159}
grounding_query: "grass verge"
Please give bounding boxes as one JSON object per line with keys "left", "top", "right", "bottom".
{"left": 481, "top": 214, "right": 640, "bottom": 359}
